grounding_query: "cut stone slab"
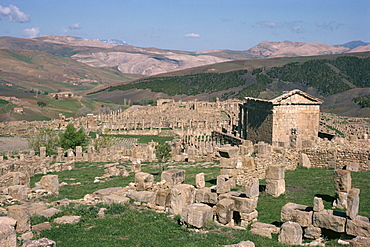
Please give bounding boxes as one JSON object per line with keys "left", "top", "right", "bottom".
{"left": 313, "top": 197, "right": 325, "bottom": 212}
{"left": 240, "top": 210, "right": 258, "bottom": 225}
{"left": 217, "top": 175, "right": 231, "bottom": 194}
{"left": 102, "top": 194, "right": 130, "bottom": 205}
{"left": 0, "top": 223, "right": 16, "bottom": 247}
{"left": 220, "top": 157, "right": 238, "bottom": 169}
{"left": 161, "top": 169, "right": 185, "bottom": 185}
{"left": 195, "top": 188, "right": 218, "bottom": 204}
{"left": 281, "top": 202, "right": 313, "bottom": 227}
{"left": 333, "top": 169, "right": 351, "bottom": 192}
{"left": 278, "top": 221, "right": 303, "bottom": 245}
{"left": 298, "top": 153, "right": 311, "bottom": 168}
{"left": 195, "top": 173, "right": 205, "bottom": 189}
{"left": 333, "top": 191, "right": 348, "bottom": 209}
{"left": 31, "top": 222, "right": 52, "bottom": 233}
{"left": 224, "top": 240, "right": 255, "bottom": 247}
{"left": 347, "top": 188, "right": 360, "bottom": 220}
{"left": 348, "top": 236, "right": 370, "bottom": 247}
{"left": 231, "top": 195, "right": 258, "bottom": 214}
{"left": 244, "top": 178, "right": 259, "bottom": 198}
{"left": 7, "top": 185, "right": 28, "bottom": 201}
{"left": 93, "top": 187, "right": 124, "bottom": 199}
{"left": 313, "top": 210, "right": 346, "bottom": 233}
{"left": 266, "top": 179, "right": 285, "bottom": 197}
{"left": 38, "top": 175, "right": 59, "bottom": 195}
{"left": 22, "top": 238, "right": 56, "bottom": 247}
{"left": 346, "top": 215, "right": 370, "bottom": 237}
{"left": 218, "top": 146, "right": 239, "bottom": 158}
{"left": 155, "top": 188, "right": 171, "bottom": 207}
{"left": 135, "top": 172, "right": 154, "bottom": 191}
{"left": 181, "top": 203, "right": 213, "bottom": 228}
{"left": 0, "top": 217, "right": 17, "bottom": 227}
{"left": 126, "top": 191, "right": 155, "bottom": 203}
{"left": 266, "top": 165, "right": 285, "bottom": 180}
{"left": 36, "top": 208, "right": 61, "bottom": 218}
{"left": 215, "top": 198, "right": 235, "bottom": 225}
{"left": 54, "top": 215, "right": 81, "bottom": 224}
{"left": 7, "top": 205, "right": 30, "bottom": 233}
{"left": 304, "top": 226, "right": 322, "bottom": 239}
{"left": 250, "top": 222, "right": 280, "bottom": 238}
{"left": 169, "top": 184, "right": 195, "bottom": 215}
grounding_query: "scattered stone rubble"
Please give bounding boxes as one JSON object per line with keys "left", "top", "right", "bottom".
{"left": 275, "top": 169, "right": 370, "bottom": 246}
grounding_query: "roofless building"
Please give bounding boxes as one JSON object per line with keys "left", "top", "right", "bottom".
{"left": 238, "top": 89, "right": 323, "bottom": 148}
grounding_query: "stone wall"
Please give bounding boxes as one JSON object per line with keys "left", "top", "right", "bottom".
{"left": 273, "top": 104, "right": 320, "bottom": 146}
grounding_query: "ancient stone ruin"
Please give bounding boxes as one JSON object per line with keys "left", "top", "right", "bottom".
{"left": 1, "top": 89, "right": 370, "bottom": 246}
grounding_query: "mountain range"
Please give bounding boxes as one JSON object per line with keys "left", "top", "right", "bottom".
{"left": 0, "top": 35, "right": 370, "bottom": 120}
{"left": 2, "top": 36, "right": 369, "bottom": 77}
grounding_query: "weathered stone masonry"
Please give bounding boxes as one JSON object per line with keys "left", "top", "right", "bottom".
{"left": 238, "top": 90, "right": 322, "bottom": 148}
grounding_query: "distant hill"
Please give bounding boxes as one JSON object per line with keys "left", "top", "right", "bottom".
{"left": 88, "top": 52, "right": 370, "bottom": 117}
{"left": 1, "top": 35, "right": 370, "bottom": 120}
{"left": 0, "top": 36, "right": 361, "bottom": 77}
{"left": 338, "top": 40, "right": 370, "bottom": 49}
{"left": 247, "top": 40, "right": 349, "bottom": 58}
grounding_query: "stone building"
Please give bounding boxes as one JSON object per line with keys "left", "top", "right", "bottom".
{"left": 238, "top": 89, "right": 323, "bottom": 148}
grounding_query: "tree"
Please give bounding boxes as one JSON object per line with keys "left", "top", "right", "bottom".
{"left": 93, "top": 135, "right": 116, "bottom": 151}
{"left": 37, "top": 101, "right": 47, "bottom": 108}
{"left": 28, "top": 128, "right": 59, "bottom": 155}
{"left": 155, "top": 143, "right": 172, "bottom": 162}
{"left": 59, "top": 123, "right": 90, "bottom": 150}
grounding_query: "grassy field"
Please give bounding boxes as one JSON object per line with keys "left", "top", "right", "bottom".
{"left": 28, "top": 162, "right": 370, "bottom": 247}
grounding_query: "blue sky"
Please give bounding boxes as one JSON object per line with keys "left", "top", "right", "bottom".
{"left": 0, "top": 0, "right": 369, "bottom": 51}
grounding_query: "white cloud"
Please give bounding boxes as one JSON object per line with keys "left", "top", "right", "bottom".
{"left": 315, "top": 21, "right": 343, "bottom": 32}
{"left": 255, "top": 21, "right": 305, "bottom": 33}
{"left": 290, "top": 25, "right": 303, "bottom": 33}
{"left": 285, "top": 21, "right": 305, "bottom": 33}
{"left": 69, "top": 23, "right": 81, "bottom": 30}
{"left": 0, "top": 5, "right": 30, "bottom": 23}
{"left": 23, "top": 27, "right": 40, "bottom": 38}
{"left": 184, "top": 33, "right": 200, "bottom": 38}
{"left": 256, "top": 21, "right": 278, "bottom": 28}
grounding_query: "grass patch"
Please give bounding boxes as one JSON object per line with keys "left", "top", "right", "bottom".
{"left": 29, "top": 164, "right": 370, "bottom": 246}
{"left": 36, "top": 204, "right": 286, "bottom": 247}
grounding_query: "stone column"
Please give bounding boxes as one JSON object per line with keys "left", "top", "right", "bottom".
{"left": 195, "top": 173, "right": 205, "bottom": 189}
{"left": 57, "top": 147, "right": 64, "bottom": 162}
{"left": 242, "top": 108, "right": 247, "bottom": 139}
{"left": 265, "top": 165, "right": 285, "bottom": 197}
{"left": 347, "top": 188, "right": 360, "bottom": 220}
{"left": 333, "top": 169, "right": 351, "bottom": 209}
{"left": 40, "top": 147, "right": 46, "bottom": 158}
{"left": 75, "top": 146, "right": 83, "bottom": 161}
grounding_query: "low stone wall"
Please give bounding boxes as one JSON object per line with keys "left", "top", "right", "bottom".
{"left": 303, "top": 148, "right": 370, "bottom": 171}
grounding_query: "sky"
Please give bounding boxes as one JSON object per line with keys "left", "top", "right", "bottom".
{"left": 0, "top": 0, "right": 369, "bottom": 51}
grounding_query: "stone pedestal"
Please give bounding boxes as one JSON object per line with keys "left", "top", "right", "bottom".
{"left": 169, "top": 184, "right": 195, "bottom": 215}
{"left": 181, "top": 203, "right": 213, "bottom": 228}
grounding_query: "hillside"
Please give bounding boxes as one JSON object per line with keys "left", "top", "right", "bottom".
{"left": 0, "top": 48, "right": 141, "bottom": 94}
{"left": 1, "top": 35, "right": 370, "bottom": 120}
{"left": 88, "top": 52, "right": 370, "bottom": 117}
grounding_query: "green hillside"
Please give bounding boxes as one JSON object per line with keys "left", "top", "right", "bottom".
{"left": 94, "top": 54, "right": 370, "bottom": 100}
{"left": 103, "top": 70, "right": 248, "bottom": 96}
